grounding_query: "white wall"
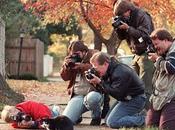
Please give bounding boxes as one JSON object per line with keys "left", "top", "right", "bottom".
{"left": 43, "top": 55, "right": 53, "bottom": 77}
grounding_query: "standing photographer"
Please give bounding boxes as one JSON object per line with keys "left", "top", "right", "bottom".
{"left": 88, "top": 52, "right": 146, "bottom": 128}
{"left": 60, "top": 40, "right": 103, "bottom": 125}
{"left": 146, "top": 28, "right": 175, "bottom": 130}
{"left": 1, "top": 100, "right": 60, "bottom": 129}
{"left": 113, "top": 0, "right": 154, "bottom": 110}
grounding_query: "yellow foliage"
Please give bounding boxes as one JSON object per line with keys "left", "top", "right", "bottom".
{"left": 48, "top": 43, "right": 67, "bottom": 57}
{"left": 119, "top": 41, "right": 132, "bottom": 55}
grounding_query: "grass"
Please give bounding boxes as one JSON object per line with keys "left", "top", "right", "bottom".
{"left": 6, "top": 79, "right": 68, "bottom": 94}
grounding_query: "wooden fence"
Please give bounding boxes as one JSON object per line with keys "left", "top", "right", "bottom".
{"left": 5, "top": 38, "right": 44, "bottom": 78}
{"left": 0, "top": 17, "right": 5, "bottom": 77}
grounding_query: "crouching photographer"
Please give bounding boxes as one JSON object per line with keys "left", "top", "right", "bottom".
{"left": 1, "top": 101, "right": 60, "bottom": 129}
{"left": 146, "top": 28, "right": 175, "bottom": 130}
{"left": 88, "top": 52, "right": 146, "bottom": 129}
{"left": 61, "top": 40, "right": 108, "bottom": 125}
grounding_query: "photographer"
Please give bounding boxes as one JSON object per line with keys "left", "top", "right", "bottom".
{"left": 146, "top": 28, "right": 175, "bottom": 130}
{"left": 88, "top": 52, "right": 146, "bottom": 128}
{"left": 1, "top": 101, "right": 60, "bottom": 129}
{"left": 60, "top": 40, "right": 104, "bottom": 125}
{"left": 113, "top": 0, "right": 155, "bottom": 110}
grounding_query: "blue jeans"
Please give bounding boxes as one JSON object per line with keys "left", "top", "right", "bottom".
{"left": 63, "top": 91, "right": 103, "bottom": 124}
{"left": 105, "top": 94, "right": 146, "bottom": 128}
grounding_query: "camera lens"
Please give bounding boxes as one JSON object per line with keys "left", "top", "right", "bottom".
{"left": 85, "top": 73, "right": 94, "bottom": 80}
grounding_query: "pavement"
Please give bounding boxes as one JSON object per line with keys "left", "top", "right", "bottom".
{"left": 0, "top": 75, "right": 119, "bottom": 130}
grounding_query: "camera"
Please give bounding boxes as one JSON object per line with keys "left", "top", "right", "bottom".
{"left": 10, "top": 112, "right": 32, "bottom": 122}
{"left": 138, "top": 35, "right": 156, "bottom": 54}
{"left": 66, "top": 53, "right": 82, "bottom": 68}
{"left": 112, "top": 16, "right": 128, "bottom": 29}
{"left": 146, "top": 44, "right": 156, "bottom": 54}
{"left": 85, "top": 68, "right": 99, "bottom": 80}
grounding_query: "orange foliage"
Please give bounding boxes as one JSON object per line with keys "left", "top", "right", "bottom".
{"left": 22, "top": 0, "right": 175, "bottom": 30}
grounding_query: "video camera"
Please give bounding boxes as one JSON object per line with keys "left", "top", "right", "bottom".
{"left": 85, "top": 68, "right": 99, "bottom": 80}
{"left": 66, "top": 53, "right": 82, "bottom": 68}
{"left": 10, "top": 112, "right": 32, "bottom": 122}
{"left": 112, "top": 16, "right": 129, "bottom": 29}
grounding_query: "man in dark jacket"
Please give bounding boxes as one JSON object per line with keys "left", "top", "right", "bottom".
{"left": 113, "top": 0, "right": 154, "bottom": 110}
{"left": 88, "top": 52, "right": 146, "bottom": 128}
{"left": 60, "top": 40, "right": 103, "bottom": 125}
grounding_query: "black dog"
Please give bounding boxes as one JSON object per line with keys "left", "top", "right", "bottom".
{"left": 41, "top": 115, "right": 74, "bottom": 130}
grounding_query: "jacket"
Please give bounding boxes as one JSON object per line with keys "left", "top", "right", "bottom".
{"left": 117, "top": 7, "right": 154, "bottom": 55}
{"left": 100, "top": 57, "right": 145, "bottom": 101}
{"left": 150, "top": 42, "right": 175, "bottom": 110}
{"left": 60, "top": 49, "right": 98, "bottom": 97}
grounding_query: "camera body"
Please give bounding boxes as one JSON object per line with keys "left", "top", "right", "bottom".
{"left": 146, "top": 44, "right": 155, "bottom": 54}
{"left": 66, "top": 53, "right": 82, "bottom": 68}
{"left": 112, "top": 16, "right": 128, "bottom": 29}
{"left": 85, "top": 68, "right": 99, "bottom": 80}
{"left": 138, "top": 36, "right": 156, "bottom": 54}
{"left": 11, "top": 112, "right": 32, "bottom": 122}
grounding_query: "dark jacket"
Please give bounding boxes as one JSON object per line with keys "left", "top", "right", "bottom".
{"left": 100, "top": 57, "right": 145, "bottom": 101}
{"left": 60, "top": 49, "right": 98, "bottom": 97}
{"left": 117, "top": 7, "right": 154, "bottom": 55}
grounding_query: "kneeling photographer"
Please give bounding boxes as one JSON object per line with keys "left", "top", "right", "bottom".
{"left": 1, "top": 101, "right": 60, "bottom": 129}
{"left": 88, "top": 52, "right": 146, "bottom": 128}
{"left": 61, "top": 40, "right": 108, "bottom": 125}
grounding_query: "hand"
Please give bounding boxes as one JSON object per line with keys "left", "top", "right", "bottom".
{"left": 87, "top": 74, "right": 101, "bottom": 85}
{"left": 64, "top": 56, "right": 72, "bottom": 66}
{"left": 148, "top": 53, "right": 159, "bottom": 62}
{"left": 118, "top": 22, "right": 129, "bottom": 30}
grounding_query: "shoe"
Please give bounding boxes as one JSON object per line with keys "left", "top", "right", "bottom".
{"left": 76, "top": 116, "right": 82, "bottom": 124}
{"left": 90, "top": 118, "right": 101, "bottom": 126}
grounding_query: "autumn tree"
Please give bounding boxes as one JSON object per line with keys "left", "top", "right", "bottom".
{"left": 21, "top": 0, "right": 175, "bottom": 55}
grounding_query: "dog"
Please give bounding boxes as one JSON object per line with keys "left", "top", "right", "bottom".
{"left": 41, "top": 115, "right": 74, "bottom": 130}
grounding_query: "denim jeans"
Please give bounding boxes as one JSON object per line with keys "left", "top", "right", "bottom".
{"left": 50, "top": 105, "right": 60, "bottom": 118}
{"left": 105, "top": 94, "right": 146, "bottom": 128}
{"left": 63, "top": 91, "right": 103, "bottom": 124}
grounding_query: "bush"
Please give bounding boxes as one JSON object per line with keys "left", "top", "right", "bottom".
{"left": 8, "top": 73, "right": 38, "bottom": 80}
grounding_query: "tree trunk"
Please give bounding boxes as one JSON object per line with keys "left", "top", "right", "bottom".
{"left": 0, "top": 74, "right": 24, "bottom": 105}
{"left": 94, "top": 32, "right": 102, "bottom": 51}
{"left": 79, "top": 0, "right": 121, "bottom": 55}
{"left": 104, "top": 30, "right": 122, "bottom": 55}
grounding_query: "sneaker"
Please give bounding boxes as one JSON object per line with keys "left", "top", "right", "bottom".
{"left": 90, "top": 118, "right": 101, "bottom": 126}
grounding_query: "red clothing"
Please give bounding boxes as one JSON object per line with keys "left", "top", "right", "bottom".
{"left": 12, "top": 101, "right": 52, "bottom": 128}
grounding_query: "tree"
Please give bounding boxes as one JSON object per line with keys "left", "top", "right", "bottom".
{"left": 0, "top": 0, "right": 40, "bottom": 40}
{"left": 21, "top": 0, "right": 175, "bottom": 54}
{"left": 21, "top": 0, "right": 120, "bottom": 55}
